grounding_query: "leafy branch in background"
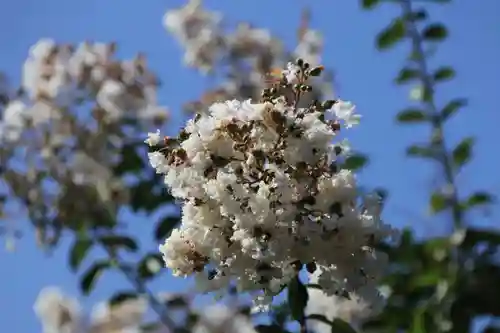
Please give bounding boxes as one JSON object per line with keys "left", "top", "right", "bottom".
{"left": 361, "top": 0, "right": 499, "bottom": 332}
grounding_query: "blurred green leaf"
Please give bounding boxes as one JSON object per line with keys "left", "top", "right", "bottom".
{"left": 130, "top": 179, "right": 173, "bottom": 213}
{"left": 401, "top": 228, "right": 414, "bottom": 247}
{"left": 462, "top": 228, "right": 500, "bottom": 248}
{"left": 69, "top": 238, "right": 93, "bottom": 271}
{"left": 287, "top": 276, "right": 309, "bottom": 322}
{"left": 109, "top": 291, "right": 139, "bottom": 306}
{"left": 155, "top": 216, "right": 179, "bottom": 241}
{"left": 80, "top": 260, "right": 111, "bottom": 295}
{"left": 113, "top": 143, "right": 143, "bottom": 175}
{"left": 396, "top": 67, "right": 420, "bottom": 84}
{"left": 465, "top": 191, "right": 494, "bottom": 209}
{"left": 138, "top": 253, "right": 164, "bottom": 280}
{"left": 433, "top": 66, "right": 455, "bottom": 82}
{"left": 406, "top": 144, "right": 436, "bottom": 159}
{"left": 397, "top": 108, "right": 429, "bottom": 123}
{"left": 430, "top": 192, "right": 447, "bottom": 213}
{"left": 377, "top": 18, "right": 406, "bottom": 50}
{"left": 331, "top": 319, "right": 358, "bottom": 333}
{"left": 452, "top": 137, "right": 474, "bottom": 169}
{"left": 441, "top": 98, "right": 467, "bottom": 120}
{"left": 343, "top": 154, "right": 369, "bottom": 171}
{"left": 361, "top": 0, "right": 380, "bottom": 9}
{"left": 410, "top": 307, "right": 426, "bottom": 333}
{"left": 422, "top": 23, "right": 448, "bottom": 41}
{"left": 99, "top": 235, "right": 138, "bottom": 252}
{"left": 411, "top": 270, "right": 442, "bottom": 288}
{"left": 308, "top": 314, "right": 357, "bottom": 333}
{"left": 140, "top": 323, "right": 162, "bottom": 333}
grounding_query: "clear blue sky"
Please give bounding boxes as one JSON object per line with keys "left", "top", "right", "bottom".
{"left": 1, "top": 0, "right": 499, "bottom": 332}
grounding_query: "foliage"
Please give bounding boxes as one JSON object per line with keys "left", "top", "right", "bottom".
{"left": 361, "top": 0, "right": 499, "bottom": 332}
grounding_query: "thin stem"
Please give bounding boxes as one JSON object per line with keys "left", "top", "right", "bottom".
{"left": 100, "top": 244, "right": 177, "bottom": 330}
{"left": 400, "top": 0, "right": 464, "bottom": 231}
{"left": 400, "top": 1, "right": 470, "bottom": 331}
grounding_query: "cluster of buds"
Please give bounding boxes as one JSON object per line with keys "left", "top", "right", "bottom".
{"left": 146, "top": 59, "right": 396, "bottom": 310}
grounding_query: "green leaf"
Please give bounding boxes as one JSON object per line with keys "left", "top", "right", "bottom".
{"left": 406, "top": 144, "right": 436, "bottom": 159}
{"left": 343, "top": 154, "right": 369, "bottom": 171}
{"left": 395, "top": 67, "right": 420, "bottom": 84}
{"left": 130, "top": 179, "right": 174, "bottom": 213}
{"left": 287, "top": 276, "right": 309, "bottom": 322}
{"left": 411, "top": 270, "right": 442, "bottom": 288}
{"left": 99, "top": 235, "right": 138, "bottom": 252}
{"left": 396, "top": 108, "right": 429, "bottom": 123}
{"left": 452, "top": 137, "right": 474, "bottom": 169}
{"left": 377, "top": 18, "right": 406, "bottom": 50}
{"left": 462, "top": 228, "right": 500, "bottom": 248}
{"left": 140, "top": 323, "right": 162, "bottom": 333}
{"left": 138, "top": 253, "right": 164, "bottom": 280}
{"left": 430, "top": 192, "right": 448, "bottom": 213}
{"left": 69, "top": 238, "right": 93, "bottom": 271}
{"left": 109, "top": 291, "right": 139, "bottom": 306}
{"left": 306, "top": 315, "right": 357, "bottom": 333}
{"left": 441, "top": 98, "right": 467, "bottom": 121}
{"left": 410, "top": 307, "right": 426, "bottom": 333}
{"left": 80, "top": 261, "right": 111, "bottom": 295}
{"left": 422, "top": 23, "right": 448, "bottom": 41}
{"left": 331, "top": 319, "right": 358, "bottom": 333}
{"left": 113, "top": 143, "right": 144, "bottom": 175}
{"left": 465, "top": 191, "right": 494, "bottom": 209}
{"left": 361, "top": 0, "right": 380, "bottom": 9}
{"left": 433, "top": 66, "right": 455, "bottom": 82}
{"left": 400, "top": 228, "right": 414, "bottom": 247}
{"left": 155, "top": 216, "right": 179, "bottom": 241}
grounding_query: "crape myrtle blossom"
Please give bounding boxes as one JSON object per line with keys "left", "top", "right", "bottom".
{"left": 0, "top": 38, "right": 171, "bottom": 250}
{"left": 164, "top": 0, "right": 334, "bottom": 115}
{"left": 34, "top": 287, "right": 147, "bottom": 333}
{"left": 146, "top": 59, "right": 397, "bottom": 311}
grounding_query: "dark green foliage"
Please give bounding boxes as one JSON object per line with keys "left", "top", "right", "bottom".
{"left": 361, "top": 0, "right": 498, "bottom": 332}
{"left": 396, "top": 108, "right": 429, "bottom": 123}
{"left": 109, "top": 291, "right": 139, "bottom": 306}
{"left": 342, "top": 154, "right": 369, "bottom": 171}
{"left": 287, "top": 276, "right": 309, "bottom": 322}
{"left": 80, "top": 260, "right": 112, "bottom": 295}
{"left": 69, "top": 238, "right": 93, "bottom": 271}
{"left": 377, "top": 18, "right": 406, "bottom": 50}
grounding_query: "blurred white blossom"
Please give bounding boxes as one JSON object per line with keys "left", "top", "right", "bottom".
{"left": 193, "top": 305, "right": 257, "bottom": 333}
{"left": 163, "top": 0, "right": 224, "bottom": 72}
{"left": 34, "top": 287, "right": 147, "bottom": 333}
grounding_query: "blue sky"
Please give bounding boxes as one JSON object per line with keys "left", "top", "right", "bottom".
{"left": 1, "top": 0, "right": 499, "bottom": 332}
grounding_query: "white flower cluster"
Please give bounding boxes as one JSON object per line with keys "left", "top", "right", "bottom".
{"left": 163, "top": 0, "right": 323, "bottom": 76}
{"left": 34, "top": 287, "right": 258, "bottom": 333}
{"left": 163, "top": 0, "right": 223, "bottom": 72}
{"left": 0, "top": 39, "right": 167, "bottom": 143}
{"left": 34, "top": 287, "right": 147, "bottom": 333}
{"left": 147, "top": 60, "right": 396, "bottom": 310}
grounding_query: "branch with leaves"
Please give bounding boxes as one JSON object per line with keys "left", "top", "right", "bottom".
{"left": 361, "top": 0, "right": 499, "bottom": 332}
